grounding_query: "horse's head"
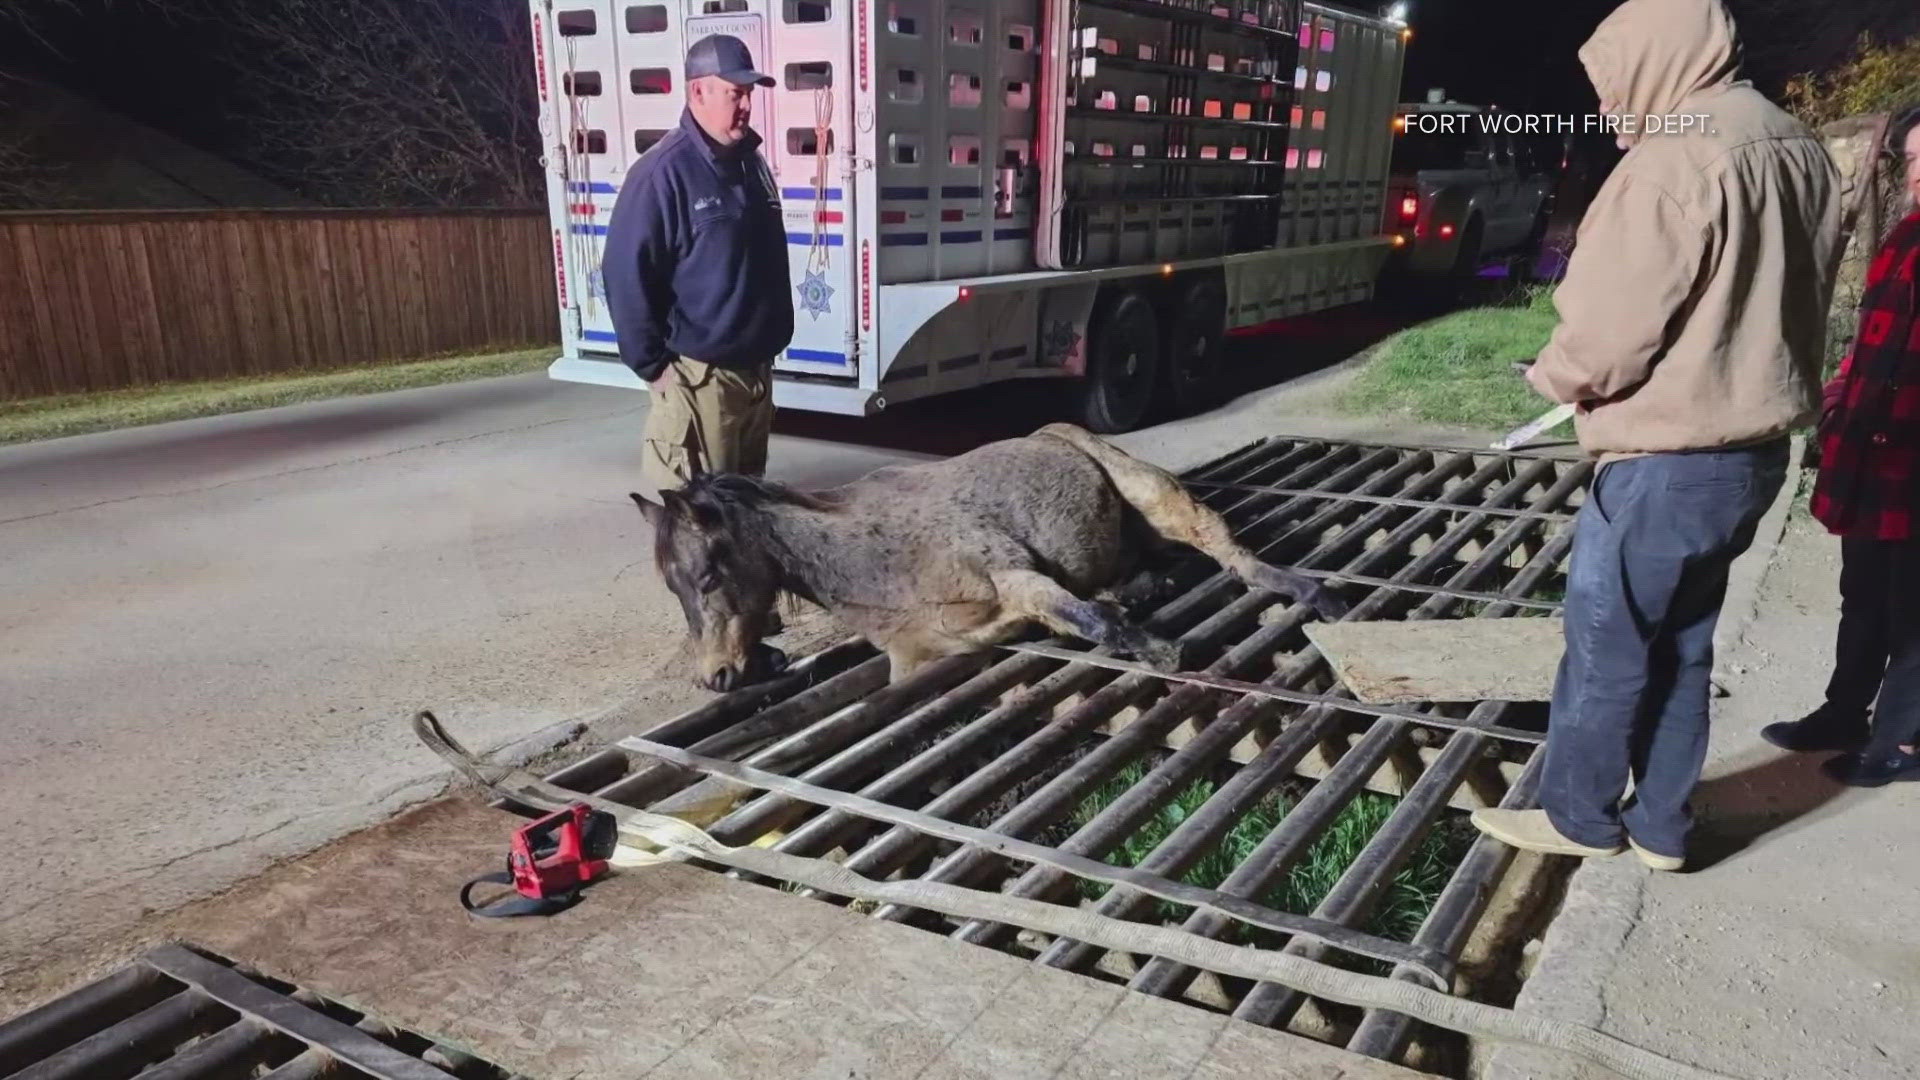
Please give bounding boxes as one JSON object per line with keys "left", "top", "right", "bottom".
{"left": 631, "top": 483, "right": 788, "bottom": 692}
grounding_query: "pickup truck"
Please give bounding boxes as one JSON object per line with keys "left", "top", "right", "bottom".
{"left": 1382, "top": 95, "right": 1559, "bottom": 296}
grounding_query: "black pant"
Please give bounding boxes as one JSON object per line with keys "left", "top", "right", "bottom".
{"left": 1825, "top": 539, "right": 1920, "bottom": 751}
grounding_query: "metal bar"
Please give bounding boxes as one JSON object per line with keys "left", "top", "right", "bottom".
{"left": 1184, "top": 479, "right": 1575, "bottom": 522}
{"left": 1127, "top": 716, "right": 1413, "bottom": 999}
{"left": 698, "top": 442, "right": 1358, "bottom": 854}
{"left": 812, "top": 452, "right": 1510, "bottom": 904}
{"left": 872, "top": 610, "right": 1327, "bottom": 925}
{"left": 130, "top": 1018, "right": 299, "bottom": 1080}
{"left": 8, "top": 990, "right": 230, "bottom": 1080}
{"left": 594, "top": 653, "right": 892, "bottom": 808}
{"left": 649, "top": 653, "right": 998, "bottom": 832}
{"left": 1031, "top": 703, "right": 1347, "bottom": 972}
{"left": 949, "top": 457, "right": 1562, "bottom": 952}
{"left": 618, "top": 735, "right": 1447, "bottom": 981}
{"left": 0, "top": 963, "right": 178, "bottom": 1072}
{"left": 1347, "top": 749, "right": 1547, "bottom": 1060}
{"left": 1278, "top": 568, "right": 1563, "bottom": 611}
{"left": 999, "top": 644, "right": 1547, "bottom": 742}
{"left": 749, "top": 446, "right": 1395, "bottom": 873}
{"left": 808, "top": 581, "right": 1285, "bottom": 893}
{"left": 139, "top": 945, "right": 460, "bottom": 1080}
{"left": 708, "top": 652, "right": 1063, "bottom": 848}
{"left": 861, "top": 454, "right": 1529, "bottom": 937}
{"left": 1124, "top": 457, "right": 1580, "bottom": 1000}
{"left": 762, "top": 660, "right": 1125, "bottom": 865}
{"left": 1231, "top": 717, "right": 1496, "bottom": 1027}
{"left": 259, "top": 1052, "right": 344, "bottom": 1080}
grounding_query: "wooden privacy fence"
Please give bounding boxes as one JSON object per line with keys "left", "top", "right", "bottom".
{"left": 0, "top": 208, "right": 561, "bottom": 400}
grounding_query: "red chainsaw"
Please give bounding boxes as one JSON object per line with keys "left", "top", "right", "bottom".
{"left": 460, "top": 802, "right": 618, "bottom": 918}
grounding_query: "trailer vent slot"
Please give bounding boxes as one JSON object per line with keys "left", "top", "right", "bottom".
{"left": 789, "top": 127, "right": 835, "bottom": 155}
{"left": 556, "top": 9, "right": 597, "bottom": 36}
{"left": 787, "top": 62, "right": 833, "bottom": 90}
{"left": 564, "top": 71, "right": 602, "bottom": 96}
{"left": 625, "top": 4, "right": 668, "bottom": 33}
{"left": 631, "top": 68, "right": 673, "bottom": 94}
{"left": 948, "top": 73, "right": 983, "bottom": 108}
{"left": 785, "top": 0, "right": 831, "bottom": 23}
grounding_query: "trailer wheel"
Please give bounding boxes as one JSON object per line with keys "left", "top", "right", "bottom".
{"left": 1073, "top": 289, "right": 1162, "bottom": 434}
{"left": 1162, "top": 277, "right": 1228, "bottom": 417}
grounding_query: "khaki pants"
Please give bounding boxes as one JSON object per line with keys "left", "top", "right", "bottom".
{"left": 642, "top": 358, "right": 774, "bottom": 492}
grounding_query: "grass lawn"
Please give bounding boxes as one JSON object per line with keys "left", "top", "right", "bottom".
{"left": 1340, "top": 285, "right": 1561, "bottom": 430}
{"left": 0, "top": 346, "right": 556, "bottom": 446}
{"left": 1067, "top": 761, "right": 1475, "bottom": 955}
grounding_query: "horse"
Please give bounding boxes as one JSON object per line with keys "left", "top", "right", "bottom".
{"left": 631, "top": 423, "right": 1344, "bottom": 691}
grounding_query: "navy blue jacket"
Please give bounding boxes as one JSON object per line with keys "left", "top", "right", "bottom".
{"left": 601, "top": 111, "right": 794, "bottom": 382}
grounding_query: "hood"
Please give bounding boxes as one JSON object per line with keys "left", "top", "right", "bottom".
{"left": 1580, "top": 0, "right": 1745, "bottom": 144}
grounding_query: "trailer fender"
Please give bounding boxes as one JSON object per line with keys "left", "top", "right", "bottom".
{"left": 1038, "top": 283, "right": 1100, "bottom": 378}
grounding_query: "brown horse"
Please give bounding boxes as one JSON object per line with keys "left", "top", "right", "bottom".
{"left": 631, "top": 424, "right": 1343, "bottom": 691}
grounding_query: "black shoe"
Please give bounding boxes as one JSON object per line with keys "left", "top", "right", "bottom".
{"left": 1821, "top": 749, "right": 1920, "bottom": 788}
{"left": 1761, "top": 708, "right": 1870, "bottom": 753}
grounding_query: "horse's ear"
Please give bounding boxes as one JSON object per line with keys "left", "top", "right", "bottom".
{"left": 630, "top": 491, "right": 666, "bottom": 530}
{"left": 661, "top": 488, "right": 722, "bottom": 532}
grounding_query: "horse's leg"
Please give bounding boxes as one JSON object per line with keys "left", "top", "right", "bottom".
{"left": 1035, "top": 424, "right": 1348, "bottom": 620}
{"left": 885, "top": 641, "right": 941, "bottom": 684}
{"left": 989, "top": 569, "right": 1190, "bottom": 672}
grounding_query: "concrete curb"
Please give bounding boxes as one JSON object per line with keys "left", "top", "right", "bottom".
{"left": 1478, "top": 434, "right": 1808, "bottom": 1080}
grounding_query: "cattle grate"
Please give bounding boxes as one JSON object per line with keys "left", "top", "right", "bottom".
{"left": 516, "top": 435, "right": 1591, "bottom": 1073}
{"left": 0, "top": 944, "right": 519, "bottom": 1080}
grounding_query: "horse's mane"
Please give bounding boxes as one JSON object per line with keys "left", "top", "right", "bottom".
{"left": 676, "top": 473, "right": 840, "bottom": 531}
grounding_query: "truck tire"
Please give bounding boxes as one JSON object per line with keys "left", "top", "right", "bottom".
{"left": 1072, "top": 289, "right": 1162, "bottom": 434}
{"left": 1162, "top": 276, "right": 1228, "bottom": 417}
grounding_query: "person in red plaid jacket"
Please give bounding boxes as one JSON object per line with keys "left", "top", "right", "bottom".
{"left": 1765, "top": 105, "right": 1920, "bottom": 786}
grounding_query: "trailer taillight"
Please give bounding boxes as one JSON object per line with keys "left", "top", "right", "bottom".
{"left": 1439, "top": 223, "right": 1455, "bottom": 239}
{"left": 1400, "top": 196, "right": 1419, "bottom": 221}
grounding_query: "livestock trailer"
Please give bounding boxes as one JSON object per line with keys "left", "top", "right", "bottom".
{"left": 534, "top": 0, "right": 1410, "bottom": 431}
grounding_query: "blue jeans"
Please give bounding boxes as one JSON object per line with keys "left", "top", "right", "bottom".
{"left": 1541, "top": 442, "right": 1790, "bottom": 857}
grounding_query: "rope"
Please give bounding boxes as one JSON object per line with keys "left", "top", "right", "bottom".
{"left": 415, "top": 711, "right": 1736, "bottom": 1080}
{"left": 806, "top": 85, "right": 834, "bottom": 278}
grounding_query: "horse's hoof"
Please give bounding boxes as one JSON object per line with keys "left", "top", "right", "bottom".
{"left": 1308, "top": 586, "right": 1351, "bottom": 621}
{"left": 1139, "top": 638, "right": 1191, "bottom": 673}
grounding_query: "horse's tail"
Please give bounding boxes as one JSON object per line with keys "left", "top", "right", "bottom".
{"left": 1033, "top": 424, "right": 1347, "bottom": 620}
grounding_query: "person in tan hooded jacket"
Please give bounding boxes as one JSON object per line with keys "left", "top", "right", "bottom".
{"left": 1472, "top": 0, "right": 1844, "bottom": 869}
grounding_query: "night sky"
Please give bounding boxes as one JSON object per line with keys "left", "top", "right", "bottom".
{"left": 1, "top": 0, "right": 1907, "bottom": 183}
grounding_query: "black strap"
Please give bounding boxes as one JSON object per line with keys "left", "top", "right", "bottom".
{"left": 458, "top": 871, "right": 580, "bottom": 919}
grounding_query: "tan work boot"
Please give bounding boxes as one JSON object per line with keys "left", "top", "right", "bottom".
{"left": 1470, "top": 809, "right": 1624, "bottom": 858}
{"left": 1628, "top": 838, "right": 1684, "bottom": 872}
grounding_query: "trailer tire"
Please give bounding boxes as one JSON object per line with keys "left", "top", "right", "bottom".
{"left": 1162, "top": 277, "right": 1228, "bottom": 417}
{"left": 1072, "top": 289, "right": 1162, "bottom": 434}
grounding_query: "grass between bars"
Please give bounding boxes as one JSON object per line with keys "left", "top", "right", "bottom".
{"left": 1068, "top": 762, "right": 1476, "bottom": 951}
{"left": 1339, "top": 285, "right": 1560, "bottom": 430}
{"left": 0, "top": 346, "right": 556, "bottom": 446}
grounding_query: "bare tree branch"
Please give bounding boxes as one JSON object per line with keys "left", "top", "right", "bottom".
{"left": 142, "top": 0, "right": 541, "bottom": 208}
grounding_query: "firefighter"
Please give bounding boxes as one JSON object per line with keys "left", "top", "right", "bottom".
{"left": 602, "top": 34, "right": 793, "bottom": 492}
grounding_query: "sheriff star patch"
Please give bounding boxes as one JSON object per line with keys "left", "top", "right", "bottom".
{"left": 797, "top": 270, "right": 835, "bottom": 320}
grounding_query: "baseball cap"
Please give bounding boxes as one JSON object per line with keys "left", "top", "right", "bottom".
{"left": 685, "top": 34, "right": 775, "bottom": 88}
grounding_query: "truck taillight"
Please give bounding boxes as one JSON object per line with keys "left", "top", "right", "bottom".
{"left": 1399, "top": 196, "right": 1419, "bottom": 222}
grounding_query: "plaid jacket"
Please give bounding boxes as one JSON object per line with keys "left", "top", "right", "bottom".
{"left": 1812, "top": 211, "right": 1920, "bottom": 541}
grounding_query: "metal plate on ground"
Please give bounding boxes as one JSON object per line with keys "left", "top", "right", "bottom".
{"left": 1304, "top": 617, "right": 1567, "bottom": 704}
{"left": 0, "top": 944, "right": 517, "bottom": 1080}
{"left": 513, "top": 435, "right": 1591, "bottom": 1073}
